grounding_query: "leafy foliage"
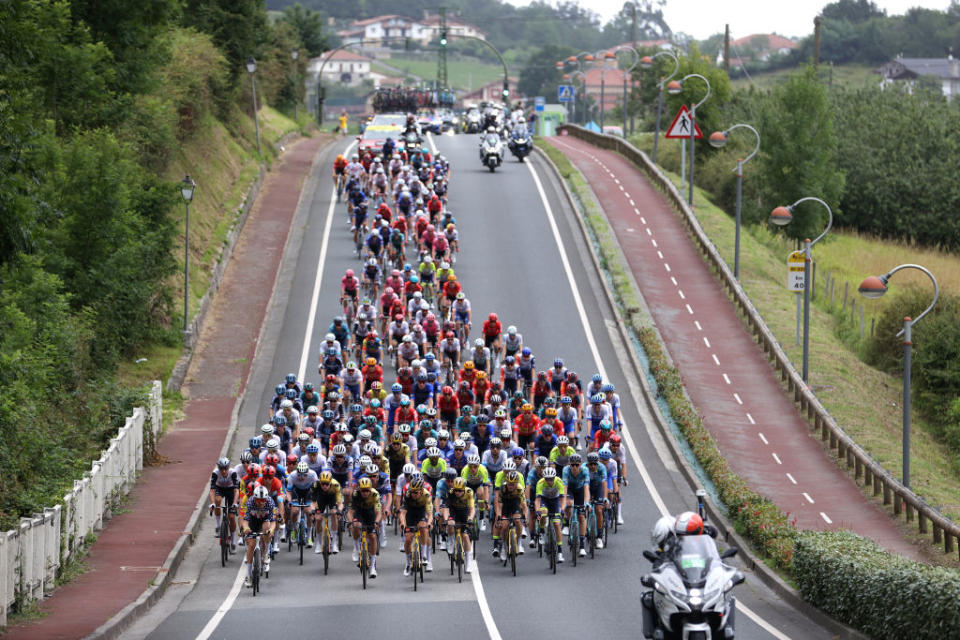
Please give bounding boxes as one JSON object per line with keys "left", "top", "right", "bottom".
{"left": 279, "top": 3, "right": 329, "bottom": 56}
{"left": 183, "top": 0, "right": 269, "bottom": 92}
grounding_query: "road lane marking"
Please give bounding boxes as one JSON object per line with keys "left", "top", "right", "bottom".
{"left": 712, "top": 354, "right": 720, "bottom": 366}
{"left": 702, "top": 337, "right": 710, "bottom": 348}
{"left": 678, "top": 290, "right": 686, "bottom": 299}
{"left": 733, "top": 392, "right": 743, "bottom": 404}
{"left": 657, "top": 251, "right": 664, "bottom": 259}
{"left": 664, "top": 263, "right": 671, "bottom": 272}
{"left": 820, "top": 512, "right": 833, "bottom": 524}
{"left": 772, "top": 453, "right": 782, "bottom": 465}
{"left": 646, "top": 228, "right": 652, "bottom": 236}
{"left": 651, "top": 238, "right": 657, "bottom": 248}
{"left": 786, "top": 473, "right": 797, "bottom": 485}
{"left": 758, "top": 433, "right": 768, "bottom": 445}
{"left": 470, "top": 564, "right": 503, "bottom": 640}
{"left": 747, "top": 413, "right": 755, "bottom": 424}
{"left": 723, "top": 373, "right": 731, "bottom": 385}
{"left": 803, "top": 493, "right": 815, "bottom": 504}
{"left": 694, "top": 321, "right": 702, "bottom": 330}
{"left": 530, "top": 157, "right": 794, "bottom": 640}
{"left": 639, "top": 215, "right": 646, "bottom": 223}
{"left": 685, "top": 304, "right": 694, "bottom": 314}
{"left": 670, "top": 276, "right": 677, "bottom": 285}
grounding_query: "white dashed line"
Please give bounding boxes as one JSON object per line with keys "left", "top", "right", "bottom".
{"left": 651, "top": 238, "right": 657, "bottom": 248}
{"left": 772, "top": 453, "right": 782, "bottom": 465}
{"left": 657, "top": 251, "right": 664, "bottom": 259}
{"left": 723, "top": 373, "right": 731, "bottom": 385}
{"left": 803, "top": 493, "right": 815, "bottom": 504}
{"left": 786, "top": 473, "right": 797, "bottom": 485}
{"left": 712, "top": 354, "right": 720, "bottom": 366}
{"left": 614, "top": 178, "right": 620, "bottom": 184}
{"left": 685, "top": 304, "right": 694, "bottom": 315}
{"left": 670, "top": 276, "right": 677, "bottom": 285}
{"left": 664, "top": 263, "right": 671, "bottom": 272}
{"left": 678, "top": 290, "right": 686, "bottom": 299}
{"left": 619, "top": 185, "right": 625, "bottom": 191}
{"left": 639, "top": 216, "right": 646, "bottom": 223}
{"left": 645, "top": 228, "right": 652, "bottom": 236}
{"left": 629, "top": 200, "right": 635, "bottom": 206}
{"left": 694, "top": 321, "right": 702, "bottom": 331}
{"left": 702, "top": 336, "right": 711, "bottom": 348}
{"left": 758, "top": 433, "right": 768, "bottom": 445}
{"left": 820, "top": 512, "right": 833, "bottom": 524}
{"left": 746, "top": 413, "right": 755, "bottom": 425}
{"left": 626, "top": 227, "right": 635, "bottom": 232}
{"left": 733, "top": 392, "right": 743, "bottom": 404}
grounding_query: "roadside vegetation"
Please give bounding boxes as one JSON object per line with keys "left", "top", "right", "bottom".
{"left": 0, "top": 0, "right": 329, "bottom": 531}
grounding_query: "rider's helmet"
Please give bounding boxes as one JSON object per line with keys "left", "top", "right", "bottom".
{"left": 674, "top": 511, "right": 704, "bottom": 535}
{"left": 542, "top": 467, "right": 557, "bottom": 479}
{"left": 296, "top": 461, "right": 309, "bottom": 475}
{"left": 652, "top": 515, "right": 675, "bottom": 551}
{"left": 217, "top": 457, "right": 230, "bottom": 469}
{"left": 306, "top": 444, "right": 320, "bottom": 455}
{"left": 253, "top": 486, "right": 269, "bottom": 501}
{"left": 452, "top": 477, "right": 467, "bottom": 490}
{"left": 346, "top": 269, "right": 355, "bottom": 278}
{"left": 357, "top": 477, "right": 373, "bottom": 490}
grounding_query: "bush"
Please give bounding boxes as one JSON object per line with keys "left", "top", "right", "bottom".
{"left": 794, "top": 530, "right": 960, "bottom": 639}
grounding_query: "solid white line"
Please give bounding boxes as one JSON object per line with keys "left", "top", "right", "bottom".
{"left": 470, "top": 564, "right": 503, "bottom": 640}
{"left": 426, "top": 131, "right": 439, "bottom": 156}
{"left": 529, "top": 159, "right": 792, "bottom": 640}
{"left": 786, "top": 473, "right": 797, "bottom": 485}
{"left": 758, "top": 433, "right": 768, "bottom": 445}
{"left": 746, "top": 413, "right": 755, "bottom": 425}
{"left": 803, "top": 492, "right": 815, "bottom": 504}
{"left": 194, "top": 565, "right": 246, "bottom": 640}
{"left": 733, "top": 392, "right": 743, "bottom": 404}
{"left": 772, "top": 453, "right": 782, "bottom": 465}
{"left": 703, "top": 336, "right": 711, "bottom": 348}
{"left": 694, "top": 321, "right": 702, "bottom": 331}
{"left": 722, "top": 373, "right": 731, "bottom": 385}
{"left": 820, "top": 512, "right": 833, "bottom": 524}
{"left": 712, "top": 354, "right": 720, "bottom": 366}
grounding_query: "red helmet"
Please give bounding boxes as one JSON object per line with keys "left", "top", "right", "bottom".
{"left": 263, "top": 466, "right": 277, "bottom": 479}
{"left": 368, "top": 330, "right": 378, "bottom": 339}
{"left": 384, "top": 286, "right": 394, "bottom": 295}
{"left": 303, "top": 427, "right": 315, "bottom": 437}
{"left": 326, "top": 374, "right": 336, "bottom": 383}
{"left": 609, "top": 433, "right": 622, "bottom": 444}
{"left": 394, "top": 314, "right": 403, "bottom": 322}
{"left": 249, "top": 463, "right": 261, "bottom": 477}
{"left": 442, "top": 385, "right": 453, "bottom": 395}
{"left": 488, "top": 313, "right": 498, "bottom": 322}
{"left": 392, "top": 269, "right": 401, "bottom": 277}
{"left": 286, "top": 454, "right": 298, "bottom": 465}
{"left": 674, "top": 511, "right": 704, "bottom": 535}
{"left": 446, "top": 331, "right": 455, "bottom": 339}
{"left": 346, "top": 269, "right": 354, "bottom": 278}
{"left": 266, "top": 453, "right": 280, "bottom": 466}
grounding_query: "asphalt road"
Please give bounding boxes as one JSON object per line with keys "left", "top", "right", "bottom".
{"left": 124, "top": 133, "right": 831, "bottom": 640}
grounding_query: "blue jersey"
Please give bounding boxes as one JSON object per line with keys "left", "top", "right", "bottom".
{"left": 587, "top": 463, "right": 607, "bottom": 493}
{"left": 436, "top": 478, "right": 451, "bottom": 502}
{"left": 244, "top": 496, "right": 277, "bottom": 522}
{"left": 562, "top": 465, "right": 589, "bottom": 491}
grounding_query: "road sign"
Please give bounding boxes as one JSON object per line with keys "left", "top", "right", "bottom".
{"left": 535, "top": 96, "right": 545, "bottom": 112}
{"left": 665, "top": 104, "right": 703, "bottom": 139}
{"left": 787, "top": 251, "right": 806, "bottom": 291}
{"left": 558, "top": 85, "right": 575, "bottom": 103}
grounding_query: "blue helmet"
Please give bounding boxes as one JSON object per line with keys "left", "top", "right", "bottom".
{"left": 391, "top": 383, "right": 402, "bottom": 393}
{"left": 592, "top": 374, "right": 603, "bottom": 383}
{"left": 521, "top": 347, "right": 531, "bottom": 357}
{"left": 512, "top": 447, "right": 524, "bottom": 457}
{"left": 598, "top": 448, "right": 612, "bottom": 460}
{"left": 249, "top": 436, "right": 263, "bottom": 448}
{"left": 275, "top": 384, "right": 285, "bottom": 395}
{"left": 554, "top": 358, "right": 564, "bottom": 367}
{"left": 306, "top": 444, "right": 320, "bottom": 454}
{"left": 602, "top": 383, "right": 615, "bottom": 393}
{"left": 285, "top": 373, "right": 297, "bottom": 384}
{"left": 273, "top": 415, "right": 286, "bottom": 425}
{"left": 285, "top": 388, "right": 297, "bottom": 399}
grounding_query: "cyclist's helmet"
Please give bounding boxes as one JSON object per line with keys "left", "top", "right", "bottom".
{"left": 452, "top": 477, "right": 467, "bottom": 490}
{"left": 427, "top": 447, "right": 441, "bottom": 458}
{"left": 285, "top": 373, "right": 297, "bottom": 384}
{"left": 507, "top": 325, "right": 517, "bottom": 335}
{"left": 357, "top": 477, "right": 373, "bottom": 490}
{"left": 489, "top": 437, "right": 502, "bottom": 448}
{"left": 296, "top": 461, "right": 309, "bottom": 475}
{"left": 600, "top": 420, "right": 613, "bottom": 432}
{"left": 591, "top": 393, "right": 604, "bottom": 404}
{"left": 287, "top": 454, "right": 299, "bottom": 466}
{"left": 261, "top": 424, "right": 275, "bottom": 436}
{"left": 409, "top": 474, "right": 425, "bottom": 489}
{"left": 249, "top": 436, "right": 263, "bottom": 448}
{"left": 391, "top": 383, "right": 403, "bottom": 393}
{"left": 598, "top": 448, "right": 613, "bottom": 460}
{"left": 535, "top": 456, "right": 549, "bottom": 468}
{"left": 652, "top": 515, "right": 675, "bottom": 550}
{"left": 569, "top": 454, "right": 582, "bottom": 465}
{"left": 542, "top": 467, "right": 557, "bottom": 479}
{"left": 253, "top": 486, "right": 269, "bottom": 500}
{"left": 454, "top": 439, "right": 466, "bottom": 449}
{"left": 402, "top": 463, "right": 416, "bottom": 475}
{"left": 444, "top": 468, "right": 458, "bottom": 480}
{"left": 557, "top": 435, "right": 569, "bottom": 446}
{"left": 365, "top": 463, "right": 380, "bottom": 476}
{"left": 609, "top": 434, "right": 622, "bottom": 444}
{"left": 502, "top": 459, "right": 516, "bottom": 471}
{"left": 332, "top": 444, "right": 347, "bottom": 456}
{"left": 541, "top": 424, "right": 554, "bottom": 435}
{"left": 306, "top": 444, "right": 320, "bottom": 454}
{"left": 602, "top": 383, "right": 615, "bottom": 393}
{"left": 217, "top": 457, "right": 230, "bottom": 469}
{"left": 561, "top": 395, "right": 572, "bottom": 405}
{"left": 592, "top": 373, "right": 603, "bottom": 383}
{"left": 467, "top": 454, "right": 481, "bottom": 465}
{"left": 274, "top": 384, "right": 285, "bottom": 396}
{"left": 240, "top": 451, "right": 254, "bottom": 464}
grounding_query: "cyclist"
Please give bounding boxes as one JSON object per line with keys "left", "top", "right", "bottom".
{"left": 494, "top": 469, "right": 526, "bottom": 558}
{"left": 550, "top": 435, "right": 576, "bottom": 479}
{"left": 241, "top": 485, "right": 277, "bottom": 587}
{"left": 287, "top": 461, "right": 318, "bottom": 547}
{"left": 350, "top": 477, "right": 382, "bottom": 578}
{"left": 602, "top": 383, "right": 624, "bottom": 430}
{"left": 420, "top": 446, "right": 447, "bottom": 493}
{"left": 501, "top": 356, "right": 520, "bottom": 397}
{"left": 313, "top": 470, "right": 343, "bottom": 555}
{"left": 514, "top": 402, "right": 541, "bottom": 455}
{"left": 531, "top": 371, "right": 552, "bottom": 411}
{"left": 444, "top": 223, "right": 459, "bottom": 262}
{"left": 418, "top": 256, "right": 436, "bottom": 300}
{"left": 400, "top": 474, "right": 434, "bottom": 575}
{"left": 385, "top": 432, "right": 411, "bottom": 482}
{"left": 535, "top": 467, "right": 566, "bottom": 563}
{"left": 341, "top": 269, "right": 360, "bottom": 319}
{"left": 547, "top": 358, "right": 567, "bottom": 396}
{"left": 481, "top": 313, "right": 502, "bottom": 363}
{"left": 333, "top": 153, "right": 348, "bottom": 189}
{"left": 438, "top": 331, "right": 461, "bottom": 380}
{"left": 556, "top": 396, "right": 580, "bottom": 447}
{"left": 607, "top": 433, "right": 628, "bottom": 486}
{"left": 451, "top": 293, "right": 471, "bottom": 346}
{"left": 444, "top": 477, "right": 476, "bottom": 573}
{"left": 502, "top": 325, "right": 523, "bottom": 359}
{"left": 562, "top": 453, "right": 591, "bottom": 557}
{"left": 210, "top": 457, "right": 239, "bottom": 551}
{"left": 585, "top": 451, "right": 608, "bottom": 548}
{"left": 598, "top": 447, "right": 622, "bottom": 526}
{"left": 364, "top": 462, "right": 392, "bottom": 548}
{"left": 592, "top": 419, "right": 616, "bottom": 451}
{"left": 439, "top": 274, "right": 461, "bottom": 318}
{"left": 517, "top": 347, "right": 536, "bottom": 397}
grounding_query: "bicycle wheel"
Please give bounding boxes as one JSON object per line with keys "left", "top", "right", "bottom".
{"left": 570, "top": 521, "right": 579, "bottom": 568}
{"left": 456, "top": 535, "right": 463, "bottom": 583}
{"left": 510, "top": 529, "right": 517, "bottom": 577}
{"left": 587, "top": 510, "right": 597, "bottom": 559}
{"left": 251, "top": 546, "right": 261, "bottom": 597}
{"left": 298, "top": 519, "right": 306, "bottom": 565}
{"left": 547, "top": 527, "right": 556, "bottom": 574}
{"left": 322, "top": 522, "right": 331, "bottom": 575}
{"left": 220, "top": 520, "right": 229, "bottom": 567}
{"left": 360, "top": 537, "right": 368, "bottom": 590}
{"left": 288, "top": 519, "right": 294, "bottom": 553}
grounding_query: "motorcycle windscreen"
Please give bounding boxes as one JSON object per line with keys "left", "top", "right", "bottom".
{"left": 674, "top": 535, "right": 720, "bottom": 584}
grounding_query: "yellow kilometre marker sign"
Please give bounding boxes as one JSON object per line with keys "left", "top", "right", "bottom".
{"left": 787, "top": 251, "right": 805, "bottom": 291}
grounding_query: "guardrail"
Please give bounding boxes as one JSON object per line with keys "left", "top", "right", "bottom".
{"left": 0, "top": 381, "right": 162, "bottom": 626}
{"left": 557, "top": 124, "right": 960, "bottom": 559}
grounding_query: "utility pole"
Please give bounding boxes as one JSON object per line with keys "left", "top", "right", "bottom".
{"left": 813, "top": 16, "right": 822, "bottom": 69}
{"left": 629, "top": 2, "right": 637, "bottom": 134}
{"left": 437, "top": 6, "right": 448, "bottom": 91}
{"left": 723, "top": 24, "right": 730, "bottom": 74}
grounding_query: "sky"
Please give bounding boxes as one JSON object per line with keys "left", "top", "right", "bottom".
{"left": 501, "top": 0, "right": 951, "bottom": 40}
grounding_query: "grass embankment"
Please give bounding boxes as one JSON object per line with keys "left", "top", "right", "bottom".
{"left": 118, "top": 105, "right": 304, "bottom": 425}
{"left": 730, "top": 63, "right": 878, "bottom": 90}
{"left": 375, "top": 54, "right": 504, "bottom": 92}
{"left": 615, "top": 132, "right": 960, "bottom": 528}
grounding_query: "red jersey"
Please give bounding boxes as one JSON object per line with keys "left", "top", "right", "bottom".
{"left": 532, "top": 379, "right": 551, "bottom": 399}
{"left": 473, "top": 378, "right": 490, "bottom": 399}
{"left": 364, "top": 407, "right": 386, "bottom": 423}
{"left": 394, "top": 405, "right": 417, "bottom": 425}
{"left": 380, "top": 291, "right": 397, "bottom": 310}
{"left": 422, "top": 318, "right": 440, "bottom": 337}
{"left": 392, "top": 216, "right": 407, "bottom": 234}
{"left": 427, "top": 196, "right": 443, "bottom": 215}
{"left": 457, "top": 386, "right": 475, "bottom": 408}
{"left": 482, "top": 320, "right": 501, "bottom": 337}
{"left": 443, "top": 280, "right": 461, "bottom": 298}
{"left": 437, "top": 393, "right": 459, "bottom": 413}
{"left": 385, "top": 274, "right": 404, "bottom": 292}
{"left": 432, "top": 234, "right": 447, "bottom": 252}
{"left": 593, "top": 430, "right": 612, "bottom": 450}
{"left": 256, "top": 476, "right": 284, "bottom": 498}
{"left": 377, "top": 203, "right": 393, "bottom": 222}
{"left": 362, "top": 364, "right": 383, "bottom": 383}
{"left": 342, "top": 275, "right": 359, "bottom": 292}
{"left": 334, "top": 157, "right": 348, "bottom": 170}
{"left": 514, "top": 414, "right": 541, "bottom": 436}
{"left": 459, "top": 368, "right": 477, "bottom": 386}
{"left": 420, "top": 229, "right": 435, "bottom": 246}
{"left": 397, "top": 373, "right": 414, "bottom": 395}
{"left": 388, "top": 299, "right": 405, "bottom": 319}
{"left": 404, "top": 280, "right": 422, "bottom": 297}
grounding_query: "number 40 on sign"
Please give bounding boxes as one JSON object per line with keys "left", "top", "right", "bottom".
{"left": 787, "top": 251, "right": 805, "bottom": 291}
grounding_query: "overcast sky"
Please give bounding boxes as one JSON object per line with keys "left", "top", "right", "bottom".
{"left": 502, "top": 0, "right": 951, "bottom": 40}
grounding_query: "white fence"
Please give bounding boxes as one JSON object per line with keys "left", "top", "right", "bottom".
{"left": 0, "top": 381, "right": 162, "bottom": 626}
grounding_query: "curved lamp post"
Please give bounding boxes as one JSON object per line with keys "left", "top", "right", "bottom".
{"left": 565, "top": 52, "right": 594, "bottom": 124}
{"left": 246, "top": 57, "right": 261, "bottom": 154}
{"left": 639, "top": 51, "right": 679, "bottom": 165}
{"left": 709, "top": 124, "right": 761, "bottom": 280}
{"left": 597, "top": 51, "right": 618, "bottom": 130}
{"left": 859, "top": 264, "right": 939, "bottom": 488}
{"left": 613, "top": 46, "right": 639, "bottom": 135}
{"left": 669, "top": 73, "right": 710, "bottom": 206}
{"left": 180, "top": 175, "right": 196, "bottom": 335}
{"left": 769, "top": 197, "right": 833, "bottom": 383}
{"left": 291, "top": 48, "right": 300, "bottom": 121}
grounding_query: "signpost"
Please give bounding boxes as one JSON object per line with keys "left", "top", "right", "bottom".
{"left": 557, "top": 85, "right": 575, "bottom": 102}
{"left": 788, "top": 250, "right": 805, "bottom": 345}
{"left": 534, "top": 96, "right": 545, "bottom": 111}
{"left": 665, "top": 105, "right": 702, "bottom": 190}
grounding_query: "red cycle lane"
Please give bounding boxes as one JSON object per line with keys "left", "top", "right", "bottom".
{"left": 547, "top": 135, "right": 918, "bottom": 559}
{"left": 6, "top": 136, "right": 326, "bottom": 639}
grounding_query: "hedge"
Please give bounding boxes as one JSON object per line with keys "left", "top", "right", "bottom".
{"left": 794, "top": 530, "right": 960, "bottom": 639}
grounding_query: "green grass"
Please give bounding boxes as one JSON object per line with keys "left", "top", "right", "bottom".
{"left": 730, "top": 63, "right": 879, "bottom": 90}
{"left": 377, "top": 54, "right": 504, "bottom": 92}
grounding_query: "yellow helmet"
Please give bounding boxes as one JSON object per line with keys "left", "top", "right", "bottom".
{"left": 452, "top": 477, "right": 467, "bottom": 490}
{"left": 464, "top": 360, "right": 475, "bottom": 370}
{"left": 319, "top": 471, "right": 332, "bottom": 483}
{"left": 544, "top": 407, "right": 558, "bottom": 417}
{"left": 358, "top": 477, "right": 373, "bottom": 490}
{"left": 390, "top": 432, "right": 403, "bottom": 443}
{"left": 366, "top": 357, "right": 377, "bottom": 366}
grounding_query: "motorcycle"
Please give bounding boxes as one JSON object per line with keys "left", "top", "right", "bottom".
{"left": 479, "top": 135, "right": 504, "bottom": 173}
{"left": 508, "top": 130, "right": 531, "bottom": 162}
{"left": 463, "top": 109, "right": 482, "bottom": 134}
{"left": 640, "top": 536, "right": 745, "bottom": 640}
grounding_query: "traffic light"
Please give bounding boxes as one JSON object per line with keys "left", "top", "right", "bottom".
{"left": 439, "top": 29, "right": 448, "bottom": 46}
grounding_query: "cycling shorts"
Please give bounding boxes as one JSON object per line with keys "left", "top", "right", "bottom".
{"left": 214, "top": 486, "right": 236, "bottom": 505}
{"left": 448, "top": 506, "right": 470, "bottom": 526}
{"left": 501, "top": 498, "right": 524, "bottom": 517}
{"left": 484, "top": 334, "right": 498, "bottom": 349}
{"left": 355, "top": 507, "right": 377, "bottom": 529}
{"left": 405, "top": 507, "right": 428, "bottom": 525}
{"left": 316, "top": 492, "right": 339, "bottom": 512}
{"left": 343, "top": 288, "right": 358, "bottom": 300}
{"left": 566, "top": 484, "right": 586, "bottom": 507}
{"left": 517, "top": 433, "right": 534, "bottom": 449}
{"left": 291, "top": 487, "right": 313, "bottom": 505}
{"left": 541, "top": 496, "right": 561, "bottom": 517}
{"left": 247, "top": 517, "right": 269, "bottom": 533}
{"left": 455, "top": 311, "right": 469, "bottom": 324}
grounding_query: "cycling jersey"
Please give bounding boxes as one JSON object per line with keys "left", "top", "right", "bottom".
{"left": 461, "top": 464, "right": 490, "bottom": 487}
{"left": 401, "top": 486, "right": 433, "bottom": 520}
{"left": 243, "top": 496, "right": 277, "bottom": 523}
{"left": 353, "top": 489, "right": 381, "bottom": 513}
{"left": 210, "top": 469, "right": 239, "bottom": 491}
{"left": 562, "top": 465, "right": 589, "bottom": 491}
{"left": 446, "top": 486, "right": 475, "bottom": 511}
{"left": 535, "top": 478, "right": 566, "bottom": 500}
{"left": 549, "top": 445, "right": 576, "bottom": 468}
{"left": 420, "top": 457, "right": 447, "bottom": 479}
{"left": 482, "top": 449, "right": 506, "bottom": 476}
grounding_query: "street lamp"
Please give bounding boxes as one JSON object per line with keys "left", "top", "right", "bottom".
{"left": 246, "top": 56, "right": 261, "bottom": 155}
{"left": 769, "top": 197, "right": 833, "bottom": 383}
{"left": 291, "top": 48, "right": 300, "bottom": 121}
{"left": 569, "top": 70, "right": 586, "bottom": 124}
{"left": 858, "top": 265, "right": 939, "bottom": 489}
{"left": 709, "top": 124, "right": 761, "bottom": 280}
{"left": 639, "top": 51, "right": 679, "bottom": 165}
{"left": 613, "top": 46, "right": 639, "bottom": 136}
{"left": 564, "top": 52, "right": 594, "bottom": 124}
{"left": 180, "top": 175, "right": 196, "bottom": 335}
{"left": 671, "top": 73, "right": 710, "bottom": 206}
{"left": 597, "top": 51, "right": 618, "bottom": 130}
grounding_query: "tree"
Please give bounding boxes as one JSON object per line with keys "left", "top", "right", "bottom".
{"left": 518, "top": 45, "right": 574, "bottom": 99}
{"left": 821, "top": 0, "right": 885, "bottom": 23}
{"left": 757, "top": 66, "right": 844, "bottom": 240}
{"left": 280, "top": 3, "right": 328, "bottom": 56}
{"left": 183, "top": 0, "right": 269, "bottom": 90}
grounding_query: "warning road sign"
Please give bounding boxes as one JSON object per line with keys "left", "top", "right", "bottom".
{"left": 558, "top": 85, "right": 575, "bottom": 102}
{"left": 665, "top": 104, "right": 703, "bottom": 139}
{"left": 787, "top": 251, "right": 805, "bottom": 291}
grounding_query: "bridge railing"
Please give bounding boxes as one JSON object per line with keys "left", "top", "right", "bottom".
{"left": 557, "top": 124, "right": 960, "bottom": 559}
{"left": 0, "top": 381, "right": 162, "bottom": 625}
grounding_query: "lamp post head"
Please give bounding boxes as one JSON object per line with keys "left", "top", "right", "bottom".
{"left": 769, "top": 206, "right": 793, "bottom": 226}
{"left": 562, "top": 73, "right": 570, "bottom": 80}
{"left": 584, "top": 54, "right": 595, "bottom": 63}
{"left": 666, "top": 80, "right": 682, "bottom": 95}
{"left": 567, "top": 56, "right": 578, "bottom": 63}
{"left": 246, "top": 57, "right": 257, "bottom": 74}
{"left": 708, "top": 131, "right": 728, "bottom": 148}
{"left": 604, "top": 51, "right": 617, "bottom": 67}
{"left": 181, "top": 175, "right": 196, "bottom": 203}
{"left": 556, "top": 61, "right": 564, "bottom": 70}
{"left": 858, "top": 275, "right": 889, "bottom": 299}
{"left": 292, "top": 48, "right": 299, "bottom": 61}
{"left": 639, "top": 55, "right": 653, "bottom": 69}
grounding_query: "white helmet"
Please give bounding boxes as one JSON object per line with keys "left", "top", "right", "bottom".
{"left": 424, "top": 437, "right": 438, "bottom": 448}
{"left": 359, "top": 429, "right": 372, "bottom": 440}
{"left": 281, "top": 399, "right": 293, "bottom": 409}
{"left": 502, "top": 459, "right": 516, "bottom": 471}
{"left": 253, "top": 486, "right": 270, "bottom": 500}
{"left": 651, "top": 515, "right": 675, "bottom": 550}
{"left": 332, "top": 444, "right": 347, "bottom": 456}
{"left": 402, "top": 463, "right": 416, "bottom": 475}
{"left": 325, "top": 333, "right": 336, "bottom": 341}
{"left": 260, "top": 424, "right": 275, "bottom": 435}
{"left": 266, "top": 438, "right": 280, "bottom": 450}
{"left": 507, "top": 325, "right": 517, "bottom": 335}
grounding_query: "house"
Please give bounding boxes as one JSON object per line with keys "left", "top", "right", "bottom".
{"left": 460, "top": 77, "right": 519, "bottom": 104}
{"left": 418, "top": 14, "right": 486, "bottom": 44}
{"left": 717, "top": 34, "right": 798, "bottom": 67}
{"left": 308, "top": 50, "right": 374, "bottom": 87}
{"left": 336, "top": 15, "right": 419, "bottom": 46}
{"left": 878, "top": 56, "right": 960, "bottom": 99}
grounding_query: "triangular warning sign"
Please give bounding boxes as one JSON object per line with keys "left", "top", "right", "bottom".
{"left": 665, "top": 104, "right": 703, "bottom": 139}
